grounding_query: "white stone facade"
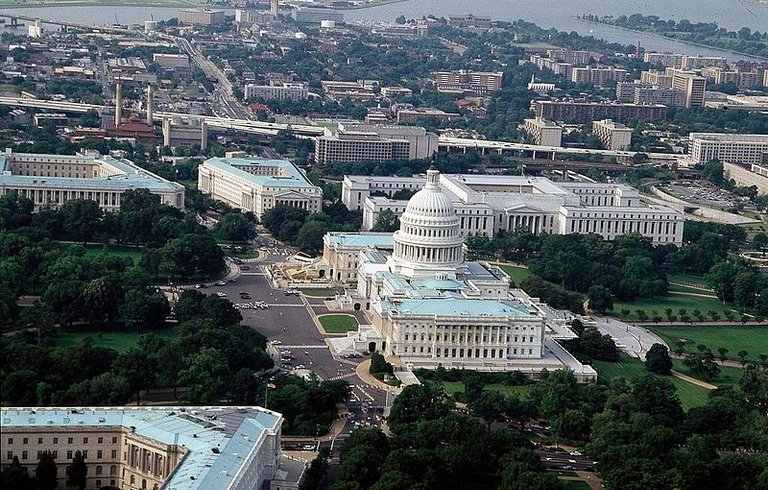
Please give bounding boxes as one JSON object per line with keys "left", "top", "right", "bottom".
{"left": 344, "top": 174, "right": 684, "bottom": 245}
{"left": 688, "top": 133, "right": 768, "bottom": 167}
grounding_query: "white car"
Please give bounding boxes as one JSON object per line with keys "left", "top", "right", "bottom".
{"left": 216, "top": 292, "right": 227, "bottom": 297}
{"left": 215, "top": 281, "right": 226, "bottom": 286}
{"left": 270, "top": 340, "right": 282, "bottom": 345}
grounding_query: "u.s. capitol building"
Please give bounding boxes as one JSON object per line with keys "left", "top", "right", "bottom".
{"left": 331, "top": 169, "right": 596, "bottom": 381}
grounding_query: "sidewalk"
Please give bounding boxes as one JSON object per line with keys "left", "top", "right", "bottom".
{"left": 671, "top": 370, "right": 717, "bottom": 390}
{"left": 355, "top": 360, "right": 402, "bottom": 395}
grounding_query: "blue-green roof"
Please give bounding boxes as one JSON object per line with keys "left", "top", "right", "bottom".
{"left": 381, "top": 298, "right": 537, "bottom": 318}
{"left": 0, "top": 407, "right": 281, "bottom": 490}
{"left": 326, "top": 232, "right": 394, "bottom": 249}
{"left": 202, "top": 157, "right": 316, "bottom": 189}
{"left": 0, "top": 153, "right": 183, "bottom": 192}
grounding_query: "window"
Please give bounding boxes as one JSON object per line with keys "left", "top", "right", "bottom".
{"left": 113, "top": 437, "right": 118, "bottom": 444}
{"left": 96, "top": 465, "right": 103, "bottom": 475}
{"left": 82, "top": 451, "right": 87, "bottom": 459}
{"left": 7, "top": 438, "right": 12, "bottom": 445}
{"left": 67, "top": 451, "right": 73, "bottom": 460}
{"left": 53, "top": 437, "right": 58, "bottom": 444}
{"left": 52, "top": 451, "right": 57, "bottom": 459}
{"left": 21, "top": 451, "right": 28, "bottom": 460}
{"left": 6, "top": 451, "right": 12, "bottom": 461}
{"left": 83, "top": 437, "right": 88, "bottom": 444}
{"left": 22, "top": 438, "right": 28, "bottom": 444}
{"left": 96, "top": 481, "right": 101, "bottom": 488}
{"left": 97, "top": 450, "right": 103, "bottom": 459}
{"left": 111, "top": 450, "right": 117, "bottom": 459}
{"left": 38, "top": 438, "right": 43, "bottom": 444}
{"left": 110, "top": 465, "right": 117, "bottom": 476}
{"left": 68, "top": 437, "right": 73, "bottom": 444}
{"left": 98, "top": 437, "right": 103, "bottom": 444}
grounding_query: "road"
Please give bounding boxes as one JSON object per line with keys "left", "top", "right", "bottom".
{"left": 173, "top": 36, "right": 251, "bottom": 120}
{"left": 590, "top": 316, "right": 668, "bottom": 360}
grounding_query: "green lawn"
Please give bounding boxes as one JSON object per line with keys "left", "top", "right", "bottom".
{"left": 83, "top": 244, "right": 142, "bottom": 263}
{"left": 610, "top": 293, "right": 736, "bottom": 321}
{"left": 668, "top": 283, "right": 716, "bottom": 295}
{"left": 424, "top": 380, "right": 532, "bottom": 399}
{"left": 649, "top": 325, "right": 768, "bottom": 363}
{"left": 57, "top": 326, "right": 177, "bottom": 353}
{"left": 671, "top": 359, "right": 743, "bottom": 387}
{"left": 668, "top": 273, "right": 711, "bottom": 288}
{"left": 498, "top": 264, "right": 534, "bottom": 285}
{"left": 592, "top": 353, "right": 711, "bottom": 410}
{"left": 300, "top": 288, "right": 338, "bottom": 298}
{"left": 318, "top": 314, "right": 359, "bottom": 334}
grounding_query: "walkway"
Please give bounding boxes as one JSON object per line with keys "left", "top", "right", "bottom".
{"left": 671, "top": 370, "right": 717, "bottom": 390}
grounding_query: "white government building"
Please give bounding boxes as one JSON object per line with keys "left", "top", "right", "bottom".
{"left": 343, "top": 173, "right": 684, "bottom": 245}
{"left": 198, "top": 156, "right": 323, "bottom": 217}
{"left": 0, "top": 150, "right": 185, "bottom": 211}
{"left": 0, "top": 406, "right": 304, "bottom": 490}
{"left": 329, "top": 169, "right": 596, "bottom": 380}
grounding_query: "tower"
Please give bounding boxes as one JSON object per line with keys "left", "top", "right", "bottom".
{"left": 162, "top": 117, "right": 171, "bottom": 147}
{"left": 114, "top": 82, "right": 122, "bottom": 127}
{"left": 200, "top": 119, "right": 208, "bottom": 152}
{"left": 146, "top": 85, "right": 154, "bottom": 125}
{"left": 270, "top": 0, "right": 278, "bottom": 17}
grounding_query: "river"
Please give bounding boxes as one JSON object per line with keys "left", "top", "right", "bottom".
{"left": 0, "top": 1, "right": 766, "bottom": 62}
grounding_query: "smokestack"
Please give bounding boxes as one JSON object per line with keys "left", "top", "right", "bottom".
{"left": 162, "top": 117, "right": 171, "bottom": 147}
{"left": 636, "top": 42, "right": 640, "bottom": 58}
{"left": 146, "top": 85, "right": 154, "bottom": 125}
{"left": 114, "top": 82, "right": 122, "bottom": 127}
{"left": 271, "top": 0, "right": 278, "bottom": 17}
{"left": 200, "top": 120, "right": 208, "bottom": 152}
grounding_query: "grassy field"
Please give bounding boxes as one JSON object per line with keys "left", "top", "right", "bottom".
{"left": 318, "top": 314, "right": 359, "bottom": 334}
{"left": 592, "top": 354, "right": 712, "bottom": 410}
{"left": 300, "top": 288, "right": 338, "bottom": 298}
{"left": 83, "top": 244, "right": 142, "bottom": 263}
{"left": 57, "top": 326, "right": 177, "bottom": 353}
{"left": 668, "top": 283, "right": 716, "bottom": 295}
{"left": 649, "top": 325, "right": 768, "bottom": 362}
{"left": 671, "top": 359, "right": 744, "bottom": 387}
{"left": 610, "top": 293, "right": 736, "bottom": 321}
{"left": 498, "top": 264, "right": 534, "bottom": 285}
{"left": 668, "top": 273, "right": 711, "bottom": 288}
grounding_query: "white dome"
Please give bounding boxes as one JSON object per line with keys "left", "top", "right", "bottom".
{"left": 389, "top": 168, "right": 465, "bottom": 279}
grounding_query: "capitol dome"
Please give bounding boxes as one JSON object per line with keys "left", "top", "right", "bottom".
{"left": 389, "top": 168, "right": 465, "bottom": 279}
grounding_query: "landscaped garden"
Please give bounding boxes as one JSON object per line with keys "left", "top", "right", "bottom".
{"left": 648, "top": 325, "right": 768, "bottom": 363}
{"left": 318, "top": 314, "right": 359, "bottom": 334}
{"left": 56, "top": 326, "right": 178, "bottom": 353}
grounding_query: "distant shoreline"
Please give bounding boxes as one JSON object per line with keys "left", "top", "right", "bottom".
{"left": 579, "top": 18, "right": 768, "bottom": 61}
{"left": 340, "top": 0, "right": 410, "bottom": 11}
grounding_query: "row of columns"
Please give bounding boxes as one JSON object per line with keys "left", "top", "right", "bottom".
{"left": 507, "top": 214, "right": 545, "bottom": 234}
{"left": 394, "top": 242, "right": 462, "bottom": 263}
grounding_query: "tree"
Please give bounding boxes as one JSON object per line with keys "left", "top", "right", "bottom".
{"left": 717, "top": 347, "right": 729, "bottom": 363}
{"left": 215, "top": 213, "right": 256, "bottom": 242}
{"left": 179, "top": 347, "right": 230, "bottom": 404}
{"left": 36, "top": 450, "right": 58, "bottom": 490}
{"left": 66, "top": 450, "right": 87, "bottom": 489}
{"left": 59, "top": 199, "right": 103, "bottom": 245}
{"left": 387, "top": 384, "right": 452, "bottom": 428}
{"left": 470, "top": 390, "right": 507, "bottom": 429}
{"left": 645, "top": 343, "right": 673, "bottom": 374}
{"left": 683, "top": 348, "right": 721, "bottom": 381}
{"left": 295, "top": 220, "right": 329, "bottom": 256}
{"left": 371, "top": 209, "right": 399, "bottom": 232}
{"left": 738, "top": 350, "right": 749, "bottom": 366}
{"left": 300, "top": 450, "right": 330, "bottom": 490}
{"left": 0, "top": 456, "right": 35, "bottom": 490}
{"left": 587, "top": 285, "right": 613, "bottom": 314}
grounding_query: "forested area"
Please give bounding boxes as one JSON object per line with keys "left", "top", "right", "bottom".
{"left": 330, "top": 367, "right": 768, "bottom": 490}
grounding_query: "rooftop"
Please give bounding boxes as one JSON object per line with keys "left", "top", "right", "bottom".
{"left": 201, "top": 157, "right": 317, "bottom": 189}
{"left": 381, "top": 297, "right": 538, "bottom": 318}
{"left": 0, "top": 406, "right": 282, "bottom": 490}
{"left": 326, "top": 232, "right": 395, "bottom": 249}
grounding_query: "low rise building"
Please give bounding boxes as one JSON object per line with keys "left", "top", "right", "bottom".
{"left": 0, "top": 150, "right": 185, "bottom": 211}
{"left": 446, "top": 15, "right": 492, "bottom": 28}
{"left": 592, "top": 119, "right": 633, "bottom": 150}
{"left": 687, "top": 133, "right": 768, "bottom": 166}
{"left": 314, "top": 124, "right": 438, "bottom": 165}
{"left": 395, "top": 107, "right": 459, "bottom": 124}
{"left": 178, "top": 8, "right": 227, "bottom": 25}
{"left": 244, "top": 83, "right": 309, "bottom": 101}
{"left": 152, "top": 53, "right": 190, "bottom": 71}
{"left": 321, "top": 80, "right": 377, "bottom": 101}
{"left": 197, "top": 156, "right": 322, "bottom": 217}
{"left": 323, "top": 232, "right": 395, "bottom": 282}
{"left": 343, "top": 173, "right": 683, "bottom": 245}
{"left": 0, "top": 406, "right": 287, "bottom": 490}
{"left": 293, "top": 8, "right": 344, "bottom": 24}
{"left": 523, "top": 117, "right": 563, "bottom": 147}
{"left": 434, "top": 70, "right": 503, "bottom": 95}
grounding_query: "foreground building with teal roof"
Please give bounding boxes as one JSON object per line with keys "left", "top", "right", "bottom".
{"left": 331, "top": 169, "right": 596, "bottom": 381}
{"left": 0, "top": 406, "right": 303, "bottom": 490}
{"left": 197, "top": 156, "right": 322, "bottom": 217}
{"left": 0, "top": 149, "right": 185, "bottom": 211}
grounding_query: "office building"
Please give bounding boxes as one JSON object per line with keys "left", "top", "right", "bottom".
{"left": 571, "top": 66, "right": 627, "bottom": 87}
{"left": 547, "top": 48, "right": 593, "bottom": 65}
{"left": 592, "top": 119, "right": 633, "bottom": 150}
{"left": 681, "top": 54, "right": 727, "bottom": 70}
{"left": 314, "top": 124, "right": 438, "bottom": 165}
{"left": 523, "top": 118, "right": 563, "bottom": 147}
{"left": 0, "top": 406, "right": 288, "bottom": 490}
{"left": 702, "top": 67, "right": 762, "bottom": 89}
{"left": 322, "top": 232, "right": 395, "bottom": 282}
{"left": 643, "top": 51, "right": 684, "bottom": 68}
{"left": 320, "top": 80, "right": 377, "bottom": 101}
{"left": 343, "top": 173, "right": 684, "bottom": 245}
{"left": 434, "top": 70, "right": 503, "bottom": 95}
{"left": 198, "top": 156, "right": 323, "bottom": 217}
{"left": 0, "top": 150, "right": 185, "bottom": 211}
{"left": 380, "top": 87, "right": 413, "bottom": 98}
{"left": 327, "top": 169, "right": 597, "bottom": 380}
{"left": 616, "top": 81, "right": 653, "bottom": 101}
{"left": 633, "top": 86, "right": 686, "bottom": 106}
{"left": 446, "top": 15, "right": 492, "bottom": 28}
{"left": 671, "top": 70, "right": 707, "bottom": 108}
{"left": 152, "top": 53, "right": 190, "bottom": 71}
{"left": 292, "top": 8, "right": 343, "bottom": 23}
{"left": 177, "top": 8, "right": 227, "bottom": 25}
{"left": 640, "top": 70, "right": 673, "bottom": 88}
{"left": 687, "top": 133, "right": 768, "bottom": 166}
{"left": 529, "top": 54, "right": 572, "bottom": 78}
{"left": 244, "top": 83, "right": 308, "bottom": 101}
{"left": 395, "top": 107, "right": 459, "bottom": 124}
{"left": 531, "top": 100, "right": 668, "bottom": 124}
